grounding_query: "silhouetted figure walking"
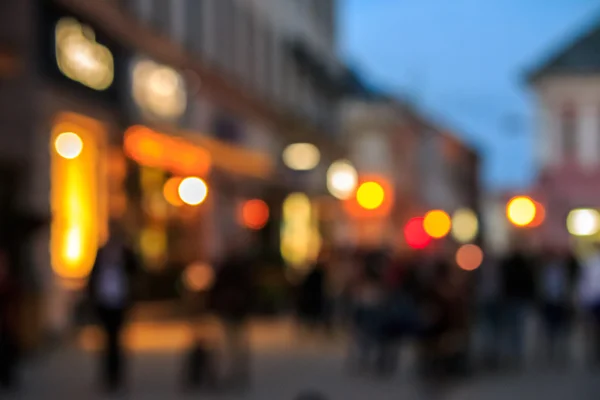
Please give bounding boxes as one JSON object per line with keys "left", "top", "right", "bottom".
{"left": 88, "top": 224, "right": 138, "bottom": 393}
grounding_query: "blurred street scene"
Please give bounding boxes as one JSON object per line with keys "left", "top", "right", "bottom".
{"left": 2, "top": 0, "right": 600, "bottom": 399}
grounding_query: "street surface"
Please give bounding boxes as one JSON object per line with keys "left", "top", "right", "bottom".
{"left": 7, "top": 315, "right": 600, "bottom": 399}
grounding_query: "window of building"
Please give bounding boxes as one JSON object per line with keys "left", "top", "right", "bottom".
{"left": 152, "top": 0, "right": 172, "bottom": 35}
{"left": 561, "top": 105, "right": 577, "bottom": 158}
{"left": 185, "top": 0, "right": 204, "bottom": 55}
{"left": 214, "top": 0, "right": 235, "bottom": 72}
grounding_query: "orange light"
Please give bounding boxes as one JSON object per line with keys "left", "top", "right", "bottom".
{"left": 423, "top": 210, "right": 452, "bottom": 239}
{"left": 183, "top": 262, "right": 215, "bottom": 292}
{"left": 239, "top": 199, "right": 269, "bottom": 230}
{"left": 124, "top": 126, "right": 211, "bottom": 176}
{"left": 356, "top": 182, "right": 385, "bottom": 210}
{"left": 528, "top": 201, "right": 546, "bottom": 228}
{"left": 455, "top": 244, "right": 483, "bottom": 271}
{"left": 506, "top": 196, "right": 536, "bottom": 227}
{"left": 163, "top": 177, "right": 183, "bottom": 207}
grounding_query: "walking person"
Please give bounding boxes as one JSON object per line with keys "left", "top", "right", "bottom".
{"left": 88, "top": 223, "right": 138, "bottom": 393}
{"left": 475, "top": 252, "right": 502, "bottom": 369}
{"left": 499, "top": 245, "right": 536, "bottom": 368}
{"left": 209, "top": 237, "right": 256, "bottom": 390}
{"left": 0, "top": 249, "right": 19, "bottom": 391}
{"left": 578, "top": 244, "right": 600, "bottom": 367}
{"left": 297, "top": 249, "right": 331, "bottom": 338}
{"left": 538, "top": 249, "right": 573, "bottom": 366}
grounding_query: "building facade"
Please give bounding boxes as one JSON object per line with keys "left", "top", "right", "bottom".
{"left": 528, "top": 18, "right": 600, "bottom": 247}
{"left": 0, "top": 0, "right": 346, "bottom": 338}
{"left": 340, "top": 96, "right": 481, "bottom": 251}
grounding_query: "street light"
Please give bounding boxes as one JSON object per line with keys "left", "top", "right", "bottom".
{"left": 567, "top": 208, "right": 600, "bottom": 237}
{"left": 327, "top": 160, "right": 357, "bottom": 200}
{"left": 451, "top": 208, "right": 478, "bottom": 243}
{"left": 178, "top": 177, "right": 208, "bottom": 206}
{"left": 423, "top": 210, "right": 451, "bottom": 239}
{"left": 282, "top": 143, "right": 320, "bottom": 171}
{"left": 506, "top": 196, "right": 536, "bottom": 227}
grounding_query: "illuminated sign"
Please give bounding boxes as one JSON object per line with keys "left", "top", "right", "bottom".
{"left": 55, "top": 17, "right": 114, "bottom": 91}
{"left": 124, "top": 125, "right": 211, "bottom": 176}
{"left": 132, "top": 59, "right": 187, "bottom": 120}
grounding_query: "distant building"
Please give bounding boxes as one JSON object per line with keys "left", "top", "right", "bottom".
{"left": 527, "top": 16, "right": 600, "bottom": 247}
{"left": 340, "top": 94, "right": 482, "bottom": 251}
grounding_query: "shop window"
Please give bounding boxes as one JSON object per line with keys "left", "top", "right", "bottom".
{"left": 561, "top": 105, "right": 577, "bottom": 159}
{"left": 212, "top": 113, "right": 242, "bottom": 144}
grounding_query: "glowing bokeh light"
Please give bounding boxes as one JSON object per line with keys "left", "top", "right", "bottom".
{"left": 507, "top": 196, "right": 537, "bottom": 227}
{"left": 456, "top": 244, "right": 484, "bottom": 271}
{"left": 178, "top": 177, "right": 208, "bottom": 206}
{"left": 163, "top": 177, "right": 184, "bottom": 207}
{"left": 356, "top": 181, "right": 385, "bottom": 210}
{"left": 183, "top": 262, "right": 215, "bottom": 292}
{"left": 326, "top": 160, "right": 358, "bottom": 200}
{"left": 451, "top": 208, "right": 479, "bottom": 243}
{"left": 423, "top": 210, "right": 452, "bottom": 239}
{"left": 404, "top": 217, "right": 432, "bottom": 249}
{"left": 239, "top": 199, "right": 270, "bottom": 230}
{"left": 55, "top": 132, "right": 83, "bottom": 159}
{"left": 282, "top": 143, "right": 320, "bottom": 171}
{"left": 567, "top": 208, "right": 600, "bottom": 237}
{"left": 528, "top": 201, "right": 546, "bottom": 228}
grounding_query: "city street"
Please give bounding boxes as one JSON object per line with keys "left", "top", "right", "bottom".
{"left": 8, "top": 318, "right": 600, "bottom": 400}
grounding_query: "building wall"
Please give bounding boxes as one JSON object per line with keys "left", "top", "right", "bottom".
{"left": 121, "top": 0, "right": 338, "bottom": 135}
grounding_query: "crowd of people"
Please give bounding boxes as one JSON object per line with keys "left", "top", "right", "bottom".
{"left": 295, "top": 242, "right": 600, "bottom": 380}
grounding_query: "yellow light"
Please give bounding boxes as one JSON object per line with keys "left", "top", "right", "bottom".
{"left": 451, "top": 208, "right": 479, "bottom": 243}
{"left": 423, "top": 210, "right": 452, "bottom": 239}
{"left": 55, "top": 132, "right": 83, "bottom": 159}
{"left": 356, "top": 182, "right": 385, "bottom": 210}
{"left": 178, "top": 177, "right": 208, "bottom": 206}
{"left": 51, "top": 114, "right": 105, "bottom": 279}
{"left": 281, "top": 193, "right": 321, "bottom": 269}
{"left": 327, "top": 160, "right": 358, "bottom": 200}
{"left": 139, "top": 228, "right": 167, "bottom": 266}
{"left": 507, "top": 196, "right": 536, "bottom": 227}
{"left": 282, "top": 143, "right": 320, "bottom": 171}
{"left": 456, "top": 244, "right": 484, "bottom": 271}
{"left": 567, "top": 208, "right": 600, "bottom": 236}
{"left": 183, "top": 262, "right": 215, "bottom": 292}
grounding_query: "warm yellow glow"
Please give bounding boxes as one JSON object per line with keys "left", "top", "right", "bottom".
{"left": 124, "top": 126, "right": 211, "bottom": 177}
{"left": 456, "top": 244, "right": 484, "bottom": 271}
{"left": 423, "top": 210, "right": 452, "bottom": 239}
{"left": 163, "top": 177, "right": 184, "bottom": 207}
{"left": 282, "top": 143, "right": 320, "bottom": 171}
{"left": 178, "top": 177, "right": 208, "bottom": 206}
{"left": 451, "top": 208, "right": 479, "bottom": 243}
{"left": 327, "top": 160, "right": 358, "bottom": 200}
{"left": 54, "top": 132, "right": 83, "bottom": 159}
{"left": 507, "top": 196, "right": 536, "bottom": 227}
{"left": 567, "top": 208, "right": 600, "bottom": 237}
{"left": 55, "top": 18, "right": 114, "bottom": 90}
{"left": 51, "top": 114, "right": 106, "bottom": 279}
{"left": 139, "top": 228, "right": 167, "bottom": 266}
{"left": 281, "top": 193, "right": 320, "bottom": 269}
{"left": 132, "top": 59, "right": 187, "bottom": 120}
{"left": 183, "top": 263, "right": 215, "bottom": 292}
{"left": 356, "top": 182, "right": 385, "bottom": 210}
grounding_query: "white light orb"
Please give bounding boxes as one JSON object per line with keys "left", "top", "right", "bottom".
{"left": 282, "top": 143, "right": 320, "bottom": 171}
{"left": 567, "top": 208, "right": 600, "bottom": 237}
{"left": 178, "top": 177, "right": 208, "bottom": 206}
{"left": 55, "top": 132, "right": 83, "bottom": 159}
{"left": 327, "top": 160, "right": 358, "bottom": 199}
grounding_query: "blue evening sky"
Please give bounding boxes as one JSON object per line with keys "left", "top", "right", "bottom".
{"left": 339, "top": 0, "right": 600, "bottom": 192}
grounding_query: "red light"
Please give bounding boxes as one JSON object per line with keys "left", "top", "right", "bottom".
{"left": 238, "top": 199, "right": 269, "bottom": 230}
{"left": 404, "top": 217, "right": 432, "bottom": 249}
